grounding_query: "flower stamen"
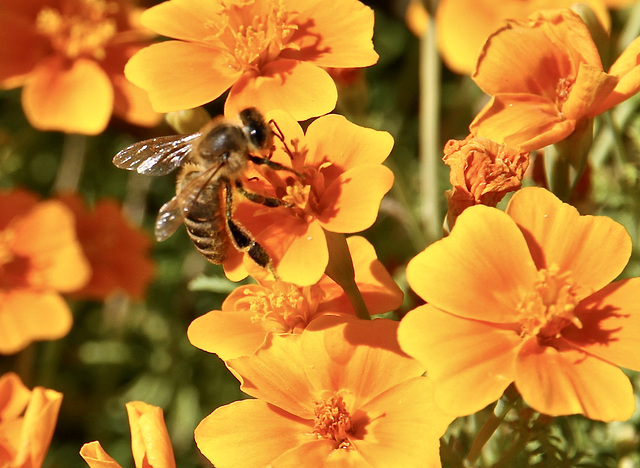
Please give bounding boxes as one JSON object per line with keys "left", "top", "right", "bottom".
{"left": 517, "top": 265, "right": 582, "bottom": 342}
{"left": 313, "top": 393, "right": 353, "bottom": 448}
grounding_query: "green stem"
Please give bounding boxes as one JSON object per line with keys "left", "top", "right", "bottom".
{"left": 465, "top": 396, "right": 517, "bottom": 465}
{"left": 419, "top": 9, "right": 442, "bottom": 243}
{"left": 323, "top": 231, "right": 370, "bottom": 320}
{"left": 603, "top": 110, "right": 629, "bottom": 166}
{"left": 53, "top": 133, "right": 88, "bottom": 193}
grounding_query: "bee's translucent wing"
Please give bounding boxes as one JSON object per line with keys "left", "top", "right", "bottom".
{"left": 155, "top": 196, "right": 186, "bottom": 241}
{"left": 154, "top": 162, "right": 225, "bottom": 241}
{"left": 113, "top": 133, "right": 201, "bottom": 176}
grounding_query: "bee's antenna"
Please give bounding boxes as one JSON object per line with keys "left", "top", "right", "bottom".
{"left": 269, "top": 119, "right": 295, "bottom": 161}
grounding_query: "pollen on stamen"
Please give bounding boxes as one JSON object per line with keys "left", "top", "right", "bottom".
{"left": 517, "top": 265, "right": 583, "bottom": 341}
{"left": 555, "top": 76, "right": 575, "bottom": 112}
{"left": 313, "top": 394, "right": 354, "bottom": 448}
{"left": 244, "top": 283, "right": 321, "bottom": 332}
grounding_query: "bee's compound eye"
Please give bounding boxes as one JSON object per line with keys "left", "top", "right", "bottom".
{"left": 240, "top": 108, "right": 271, "bottom": 150}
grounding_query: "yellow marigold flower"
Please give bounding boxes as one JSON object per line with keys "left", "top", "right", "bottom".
{"left": 124, "top": 0, "right": 378, "bottom": 120}
{"left": 443, "top": 135, "right": 529, "bottom": 229}
{"left": 0, "top": 0, "right": 161, "bottom": 134}
{"left": 223, "top": 111, "right": 394, "bottom": 285}
{"left": 399, "top": 187, "right": 640, "bottom": 421}
{"left": 188, "top": 236, "right": 403, "bottom": 361}
{"left": 434, "top": 0, "right": 610, "bottom": 74}
{"left": 0, "top": 372, "right": 63, "bottom": 468}
{"left": 0, "top": 189, "right": 90, "bottom": 354}
{"left": 469, "top": 8, "right": 640, "bottom": 152}
{"left": 195, "top": 315, "right": 455, "bottom": 467}
{"left": 56, "top": 193, "right": 155, "bottom": 301}
{"left": 80, "top": 401, "right": 176, "bottom": 468}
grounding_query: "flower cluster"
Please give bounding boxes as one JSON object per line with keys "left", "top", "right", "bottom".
{"left": 2, "top": 0, "right": 640, "bottom": 467}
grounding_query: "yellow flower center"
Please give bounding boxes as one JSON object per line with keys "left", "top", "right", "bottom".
{"left": 36, "top": 0, "right": 119, "bottom": 60}
{"left": 245, "top": 282, "right": 324, "bottom": 332}
{"left": 517, "top": 265, "right": 583, "bottom": 342}
{"left": 555, "top": 76, "right": 575, "bottom": 113}
{"left": 204, "top": 0, "right": 299, "bottom": 73}
{"left": 312, "top": 393, "right": 354, "bottom": 448}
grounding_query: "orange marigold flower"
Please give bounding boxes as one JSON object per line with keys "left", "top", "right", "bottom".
{"left": 224, "top": 111, "right": 394, "bottom": 285}
{"left": 188, "top": 235, "right": 403, "bottom": 361}
{"left": 469, "top": 8, "right": 640, "bottom": 152}
{"left": 0, "top": 372, "right": 63, "bottom": 468}
{"left": 56, "top": 193, "right": 155, "bottom": 301}
{"left": 80, "top": 401, "right": 176, "bottom": 468}
{"left": 0, "top": 189, "right": 90, "bottom": 354}
{"left": 194, "top": 315, "right": 455, "bottom": 467}
{"left": 434, "top": 0, "right": 610, "bottom": 74}
{"left": 398, "top": 187, "right": 640, "bottom": 421}
{"left": 0, "top": 0, "right": 161, "bottom": 134}
{"left": 124, "top": 0, "right": 378, "bottom": 121}
{"left": 443, "top": 135, "right": 529, "bottom": 229}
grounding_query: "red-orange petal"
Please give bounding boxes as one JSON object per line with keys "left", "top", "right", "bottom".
{"left": 304, "top": 114, "right": 394, "bottom": 169}
{"left": 80, "top": 441, "right": 122, "bottom": 468}
{"left": 0, "top": 14, "right": 42, "bottom": 88}
{"left": 354, "top": 377, "right": 454, "bottom": 466}
{"left": 225, "top": 60, "right": 337, "bottom": 122}
{"left": 0, "top": 291, "right": 73, "bottom": 355}
{"left": 406, "top": 204, "right": 537, "bottom": 323}
{"left": 506, "top": 187, "right": 632, "bottom": 299}
{"left": 195, "top": 400, "right": 314, "bottom": 467}
{"left": 516, "top": 339, "right": 635, "bottom": 421}
{"left": 398, "top": 305, "right": 521, "bottom": 416}
{"left": 187, "top": 309, "right": 269, "bottom": 361}
{"left": 316, "top": 165, "right": 394, "bottom": 234}
{"left": 110, "top": 72, "right": 162, "bottom": 128}
{"left": 125, "top": 41, "right": 240, "bottom": 113}
{"left": 470, "top": 93, "right": 576, "bottom": 151}
{"left": 22, "top": 57, "right": 113, "bottom": 135}
{"left": 564, "top": 278, "right": 640, "bottom": 372}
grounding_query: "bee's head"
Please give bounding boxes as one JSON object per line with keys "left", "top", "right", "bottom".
{"left": 239, "top": 108, "right": 273, "bottom": 152}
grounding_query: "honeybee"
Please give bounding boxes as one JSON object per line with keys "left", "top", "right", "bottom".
{"left": 113, "top": 107, "right": 295, "bottom": 276}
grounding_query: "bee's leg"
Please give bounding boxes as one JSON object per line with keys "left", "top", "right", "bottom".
{"left": 224, "top": 181, "right": 279, "bottom": 279}
{"left": 234, "top": 180, "right": 294, "bottom": 208}
{"left": 247, "top": 154, "right": 300, "bottom": 176}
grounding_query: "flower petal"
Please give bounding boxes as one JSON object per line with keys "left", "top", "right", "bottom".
{"left": 470, "top": 93, "right": 576, "bottom": 152}
{"left": 22, "top": 57, "right": 113, "bottom": 135}
{"left": 227, "top": 334, "right": 317, "bottom": 417}
{"left": 563, "top": 62, "right": 617, "bottom": 119}
{"left": 354, "top": 377, "right": 454, "bottom": 467}
{"left": 225, "top": 60, "right": 337, "bottom": 121}
{"left": 302, "top": 316, "right": 425, "bottom": 410}
{"left": 13, "top": 201, "right": 90, "bottom": 292}
{"left": 506, "top": 187, "right": 632, "bottom": 299}
{"left": 0, "top": 14, "right": 42, "bottom": 88}
{"left": 304, "top": 114, "right": 394, "bottom": 169}
{"left": 195, "top": 399, "right": 314, "bottom": 467}
{"left": 271, "top": 439, "right": 350, "bottom": 466}
{"left": 282, "top": 0, "right": 378, "bottom": 68}
{"left": 316, "top": 165, "right": 393, "bottom": 234}
{"left": 187, "top": 309, "right": 269, "bottom": 361}
{"left": 593, "top": 34, "right": 640, "bottom": 113}
{"left": 125, "top": 41, "right": 240, "bottom": 113}
{"left": 0, "top": 291, "right": 73, "bottom": 354}
{"left": 126, "top": 402, "right": 176, "bottom": 468}
{"left": 140, "top": 0, "right": 222, "bottom": 42}
{"left": 564, "top": 278, "right": 640, "bottom": 372}
{"left": 516, "top": 339, "right": 635, "bottom": 421}
{"left": 398, "top": 305, "right": 521, "bottom": 416}
{"left": 406, "top": 204, "right": 537, "bottom": 323}
{"left": 80, "top": 441, "right": 122, "bottom": 468}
